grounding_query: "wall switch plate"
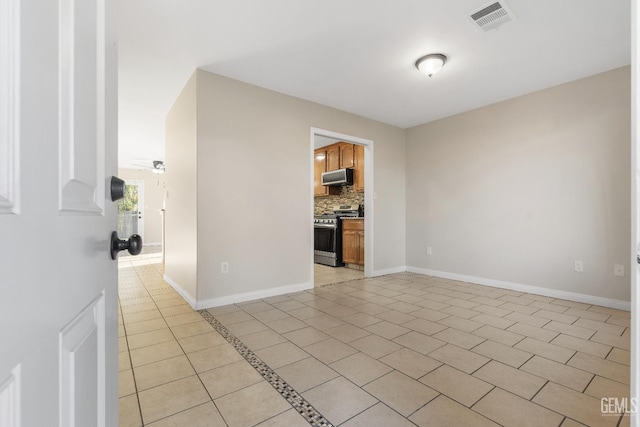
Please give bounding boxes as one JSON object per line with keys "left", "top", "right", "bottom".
{"left": 427, "top": 246, "right": 432, "bottom": 255}
{"left": 574, "top": 260, "right": 583, "bottom": 272}
{"left": 614, "top": 264, "right": 625, "bottom": 277}
{"left": 221, "top": 262, "right": 229, "bottom": 273}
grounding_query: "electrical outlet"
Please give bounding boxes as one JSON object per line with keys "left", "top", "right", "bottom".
{"left": 574, "top": 260, "right": 583, "bottom": 272}
{"left": 427, "top": 246, "right": 432, "bottom": 255}
{"left": 221, "top": 262, "right": 229, "bottom": 274}
{"left": 614, "top": 264, "right": 625, "bottom": 277}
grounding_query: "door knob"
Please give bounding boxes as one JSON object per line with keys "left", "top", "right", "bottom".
{"left": 110, "top": 176, "right": 125, "bottom": 201}
{"left": 110, "top": 231, "right": 142, "bottom": 259}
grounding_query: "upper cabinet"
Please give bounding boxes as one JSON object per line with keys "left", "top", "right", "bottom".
{"left": 339, "top": 143, "right": 355, "bottom": 169}
{"left": 314, "top": 141, "right": 364, "bottom": 195}
{"left": 353, "top": 144, "right": 364, "bottom": 193}
{"left": 314, "top": 148, "right": 340, "bottom": 197}
{"left": 326, "top": 144, "right": 341, "bottom": 171}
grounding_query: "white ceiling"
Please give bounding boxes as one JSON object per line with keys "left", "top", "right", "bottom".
{"left": 118, "top": 0, "right": 631, "bottom": 169}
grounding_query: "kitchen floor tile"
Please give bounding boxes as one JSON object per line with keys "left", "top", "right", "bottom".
{"left": 590, "top": 331, "right": 631, "bottom": 350}
{"left": 432, "top": 327, "right": 486, "bottom": 349}
{"left": 420, "top": 365, "right": 493, "bottom": 407}
{"left": 469, "top": 313, "right": 516, "bottom": 329}
{"left": 134, "top": 355, "right": 196, "bottom": 391}
{"left": 119, "top": 369, "right": 136, "bottom": 397}
{"left": 303, "top": 377, "right": 378, "bottom": 425}
{"left": 365, "top": 320, "right": 411, "bottom": 339}
{"left": 325, "top": 323, "right": 371, "bottom": 343}
{"left": 607, "top": 348, "right": 630, "bottom": 366}
{"left": 437, "top": 315, "right": 483, "bottom": 332}
{"left": 428, "top": 344, "right": 491, "bottom": 374}
{"left": 130, "top": 340, "right": 184, "bottom": 367}
{"left": 474, "top": 387, "right": 564, "bottom": 427}
{"left": 379, "top": 348, "right": 442, "bottom": 379}
{"left": 401, "top": 318, "right": 448, "bottom": 335}
{"left": 514, "top": 337, "right": 576, "bottom": 363}
{"left": 520, "top": 355, "right": 593, "bottom": 392}
{"left": 264, "top": 316, "right": 308, "bottom": 333}
{"left": 584, "top": 376, "right": 630, "bottom": 400}
{"left": 341, "top": 402, "right": 418, "bottom": 427}
{"left": 283, "top": 326, "right": 330, "bottom": 347}
{"left": 254, "top": 341, "right": 309, "bottom": 369}
{"left": 363, "top": 370, "right": 438, "bottom": 416}
{"left": 304, "top": 337, "right": 358, "bottom": 364}
{"left": 145, "top": 402, "right": 226, "bottom": 427}
{"left": 138, "top": 376, "right": 210, "bottom": 425}
{"left": 119, "top": 394, "right": 142, "bottom": 427}
{"left": 551, "top": 334, "right": 612, "bottom": 358}
{"left": 409, "top": 395, "right": 499, "bottom": 427}
{"left": 471, "top": 339, "right": 532, "bottom": 368}
{"left": 350, "top": 334, "right": 402, "bottom": 359}
{"left": 214, "top": 381, "right": 291, "bottom": 427}
{"left": 472, "top": 325, "right": 525, "bottom": 346}
{"left": 177, "top": 331, "right": 227, "bottom": 353}
{"left": 392, "top": 331, "right": 446, "bottom": 355}
{"left": 542, "top": 320, "right": 596, "bottom": 340}
{"left": 507, "top": 322, "right": 559, "bottom": 342}
{"left": 473, "top": 360, "right": 546, "bottom": 399}
{"left": 199, "top": 359, "right": 263, "bottom": 399}
{"left": 255, "top": 409, "right": 311, "bottom": 427}
{"left": 567, "top": 352, "right": 630, "bottom": 385}
{"left": 533, "top": 382, "right": 620, "bottom": 427}
{"left": 330, "top": 352, "right": 393, "bottom": 386}
{"left": 237, "top": 329, "right": 287, "bottom": 351}
{"left": 276, "top": 357, "right": 339, "bottom": 392}
{"left": 187, "top": 343, "right": 244, "bottom": 373}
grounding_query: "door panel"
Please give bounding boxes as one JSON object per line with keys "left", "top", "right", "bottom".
{"left": 59, "top": 0, "right": 105, "bottom": 214}
{"left": 0, "top": 0, "right": 118, "bottom": 425}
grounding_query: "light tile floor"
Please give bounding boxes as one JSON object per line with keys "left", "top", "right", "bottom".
{"left": 314, "top": 264, "right": 364, "bottom": 287}
{"left": 119, "top": 256, "right": 631, "bottom": 426}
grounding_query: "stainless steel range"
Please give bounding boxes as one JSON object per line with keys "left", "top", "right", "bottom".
{"left": 314, "top": 204, "right": 361, "bottom": 267}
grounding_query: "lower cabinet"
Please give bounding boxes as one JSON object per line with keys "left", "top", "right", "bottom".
{"left": 342, "top": 219, "right": 364, "bottom": 266}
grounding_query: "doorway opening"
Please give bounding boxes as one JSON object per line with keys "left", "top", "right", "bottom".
{"left": 117, "top": 179, "right": 145, "bottom": 241}
{"left": 310, "top": 128, "right": 374, "bottom": 287}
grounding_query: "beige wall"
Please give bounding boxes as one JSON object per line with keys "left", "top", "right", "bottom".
{"left": 406, "top": 67, "right": 631, "bottom": 302}
{"left": 164, "top": 69, "right": 406, "bottom": 304}
{"left": 164, "top": 72, "right": 198, "bottom": 300}
{"left": 117, "top": 168, "right": 165, "bottom": 244}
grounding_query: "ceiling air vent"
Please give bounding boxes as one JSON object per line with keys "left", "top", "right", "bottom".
{"left": 469, "top": 1, "right": 515, "bottom": 32}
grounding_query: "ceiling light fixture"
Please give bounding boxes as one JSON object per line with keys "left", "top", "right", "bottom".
{"left": 415, "top": 54, "right": 448, "bottom": 77}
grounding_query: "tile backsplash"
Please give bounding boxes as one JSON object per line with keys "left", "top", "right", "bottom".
{"left": 314, "top": 185, "right": 364, "bottom": 216}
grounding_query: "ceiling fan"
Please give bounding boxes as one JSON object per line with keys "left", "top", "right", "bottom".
{"left": 132, "top": 159, "right": 165, "bottom": 174}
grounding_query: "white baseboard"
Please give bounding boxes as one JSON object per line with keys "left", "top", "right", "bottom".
{"left": 371, "top": 266, "right": 408, "bottom": 277}
{"left": 163, "top": 275, "right": 197, "bottom": 310}
{"left": 195, "top": 282, "right": 313, "bottom": 310}
{"left": 406, "top": 266, "right": 630, "bottom": 311}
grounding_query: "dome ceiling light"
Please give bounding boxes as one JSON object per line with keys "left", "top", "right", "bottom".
{"left": 415, "top": 54, "right": 448, "bottom": 77}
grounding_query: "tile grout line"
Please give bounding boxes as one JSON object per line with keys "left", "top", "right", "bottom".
{"left": 199, "top": 309, "right": 336, "bottom": 427}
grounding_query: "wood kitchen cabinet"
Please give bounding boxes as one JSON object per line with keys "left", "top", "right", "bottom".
{"left": 342, "top": 219, "right": 364, "bottom": 266}
{"left": 326, "top": 144, "right": 341, "bottom": 171}
{"left": 339, "top": 142, "right": 355, "bottom": 169}
{"left": 314, "top": 148, "right": 340, "bottom": 196}
{"left": 353, "top": 144, "right": 364, "bottom": 192}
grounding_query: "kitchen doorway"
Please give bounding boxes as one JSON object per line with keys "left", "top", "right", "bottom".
{"left": 310, "top": 128, "right": 374, "bottom": 287}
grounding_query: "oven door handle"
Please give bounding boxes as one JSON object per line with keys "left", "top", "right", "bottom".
{"left": 314, "top": 223, "right": 338, "bottom": 229}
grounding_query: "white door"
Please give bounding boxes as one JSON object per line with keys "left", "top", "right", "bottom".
{"left": 0, "top": 0, "right": 118, "bottom": 425}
